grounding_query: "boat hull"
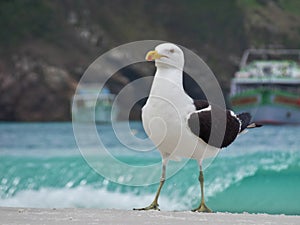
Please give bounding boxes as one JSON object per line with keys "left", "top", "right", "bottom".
{"left": 233, "top": 105, "right": 300, "bottom": 124}
{"left": 230, "top": 89, "right": 300, "bottom": 124}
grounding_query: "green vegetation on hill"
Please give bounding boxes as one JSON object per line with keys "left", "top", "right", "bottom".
{"left": 0, "top": 0, "right": 60, "bottom": 46}
{"left": 0, "top": 0, "right": 299, "bottom": 121}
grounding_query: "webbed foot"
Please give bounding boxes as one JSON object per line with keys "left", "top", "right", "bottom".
{"left": 192, "top": 202, "right": 213, "bottom": 213}
{"left": 133, "top": 202, "right": 160, "bottom": 211}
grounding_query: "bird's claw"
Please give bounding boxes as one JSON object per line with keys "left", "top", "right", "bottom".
{"left": 192, "top": 203, "right": 213, "bottom": 213}
{"left": 133, "top": 202, "right": 160, "bottom": 211}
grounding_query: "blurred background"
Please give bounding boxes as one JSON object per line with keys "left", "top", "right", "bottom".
{"left": 1, "top": 0, "right": 300, "bottom": 121}
{"left": 0, "top": 0, "right": 300, "bottom": 215}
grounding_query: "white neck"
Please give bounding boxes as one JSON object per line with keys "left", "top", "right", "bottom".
{"left": 149, "top": 65, "right": 184, "bottom": 97}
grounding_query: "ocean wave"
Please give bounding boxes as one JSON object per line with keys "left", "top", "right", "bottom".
{"left": 0, "top": 185, "right": 184, "bottom": 211}
{"left": 0, "top": 158, "right": 299, "bottom": 214}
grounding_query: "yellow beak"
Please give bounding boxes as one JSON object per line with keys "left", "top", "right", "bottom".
{"left": 145, "top": 50, "right": 167, "bottom": 61}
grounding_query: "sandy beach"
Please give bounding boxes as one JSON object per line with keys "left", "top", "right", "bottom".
{"left": 0, "top": 207, "right": 299, "bottom": 225}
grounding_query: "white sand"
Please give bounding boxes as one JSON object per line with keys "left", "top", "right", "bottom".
{"left": 0, "top": 207, "right": 299, "bottom": 225}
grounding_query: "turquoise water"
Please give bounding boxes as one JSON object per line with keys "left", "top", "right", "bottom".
{"left": 0, "top": 122, "right": 299, "bottom": 215}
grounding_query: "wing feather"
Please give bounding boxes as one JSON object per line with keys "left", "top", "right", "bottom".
{"left": 188, "top": 105, "right": 241, "bottom": 148}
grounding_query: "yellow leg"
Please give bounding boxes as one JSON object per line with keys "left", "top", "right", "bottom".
{"left": 192, "top": 166, "right": 213, "bottom": 213}
{"left": 133, "top": 179, "right": 164, "bottom": 211}
{"left": 133, "top": 159, "right": 168, "bottom": 211}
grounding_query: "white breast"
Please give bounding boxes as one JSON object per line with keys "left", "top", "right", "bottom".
{"left": 142, "top": 76, "right": 219, "bottom": 161}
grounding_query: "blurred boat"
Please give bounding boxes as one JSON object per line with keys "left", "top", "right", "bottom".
{"left": 72, "top": 84, "right": 118, "bottom": 123}
{"left": 229, "top": 49, "right": 300, "bottom": 124}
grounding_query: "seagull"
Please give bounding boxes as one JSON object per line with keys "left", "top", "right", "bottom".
{"left": 134, "top": 43, "right": 261, "bottom": 212}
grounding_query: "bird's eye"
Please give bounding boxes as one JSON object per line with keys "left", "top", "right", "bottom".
{"left": 169, "top": 49, "right": 175, "bottom": 53}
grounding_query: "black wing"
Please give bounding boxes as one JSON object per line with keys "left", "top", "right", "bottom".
{"left": 237, "top": 113, "right": 263, "bottom": 130}
{"left": 193, "top": 99, "right": 209, "bottom": 110}
{"left": 188, "top": 105, "right": 241, "bottom": 148}
{"left": 237, "top": 112, "right": 252, "bottom": 131}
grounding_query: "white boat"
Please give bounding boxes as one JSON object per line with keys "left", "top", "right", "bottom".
{"left": 229, "top": 49, "right": 300, "bottom": 124}
{"left": 72, "top": 84, "right": 118, "bottom": 123}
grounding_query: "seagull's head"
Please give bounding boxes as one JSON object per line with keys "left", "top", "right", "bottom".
{"left": 145, "top": 43, "right": 184, "bottom": 70}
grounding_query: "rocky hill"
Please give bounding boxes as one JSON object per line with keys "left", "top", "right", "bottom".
{"left": 0, "top": 0, "right": 300, "bottom": 121}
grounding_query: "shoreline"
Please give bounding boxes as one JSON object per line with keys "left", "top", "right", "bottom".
{"left": 1, "top": 207, "right": 299, "bottom": 225}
